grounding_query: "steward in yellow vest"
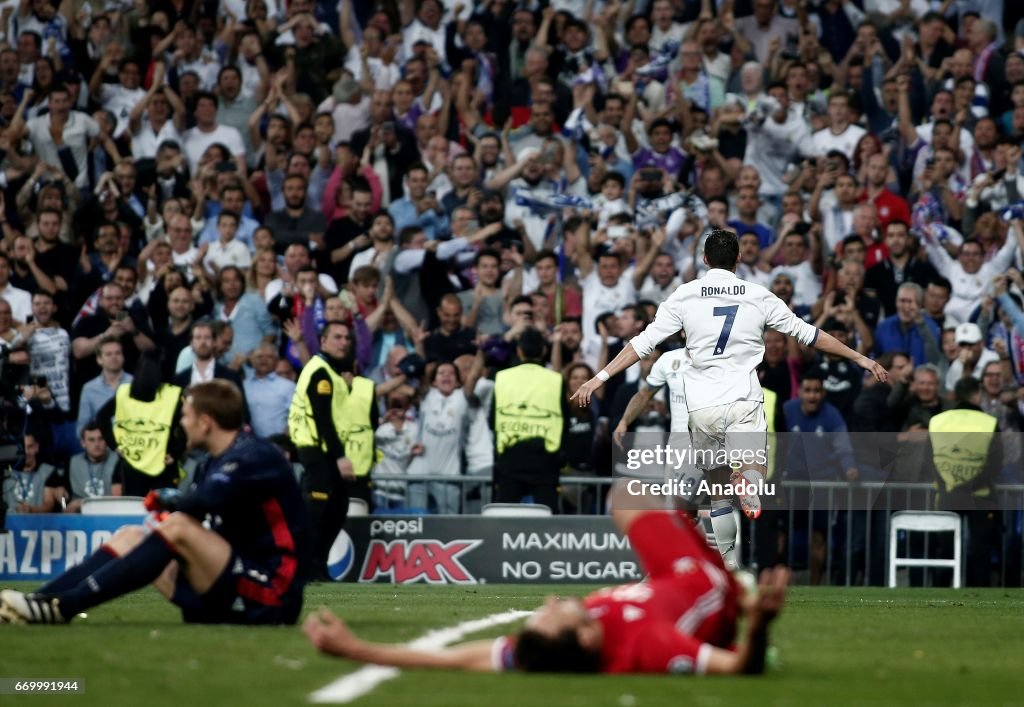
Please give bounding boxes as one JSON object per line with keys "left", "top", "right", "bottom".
{"left": 752, "top": 385, "right": 783, "bottom": 572}
{"left": 96, "top": 355, "right": 184, "bottom": 496}
{"left": 925, "top": 377, "right": 1000, "bottom": 586}
{"left": 763, "top": 386, "right": 777, "bottom": 477}
{"left": 288, "top": 321, "right": 378, "bottom": 580}
{"left": 927, "top": 378, "right": 1000, "bottom": 510}
{"left": 490, "top": 329, "right": 567, "bottom": 511}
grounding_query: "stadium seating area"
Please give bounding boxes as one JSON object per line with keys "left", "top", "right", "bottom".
{"left": 1, "top": 0, "right": 1023, "bottom": 584}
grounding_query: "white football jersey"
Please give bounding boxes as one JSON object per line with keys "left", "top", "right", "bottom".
{"left": 630, "top": 268, "right": 819, "bottom": 412}
{"left": 809, "top": 123, "right": 866, "bottom": 161}
{"left": 644, "top": 348, "right": 690, "bottom": 433}
{"left": 406, "top": 388, "right": 468, "bottom": 477}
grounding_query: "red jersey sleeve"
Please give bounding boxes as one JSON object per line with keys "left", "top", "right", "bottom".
{"left": 629, "top": 623, "right": 714, "bottom": 675}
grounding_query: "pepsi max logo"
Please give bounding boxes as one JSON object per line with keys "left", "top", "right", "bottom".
{"left": 369, "top": 518, "right": 423, "bottom": 537}
{"left": 327, "top": 530, "right": 355, "bottom": 581}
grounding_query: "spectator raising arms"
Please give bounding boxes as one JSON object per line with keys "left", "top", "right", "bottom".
{"left": 0, "top": 1, "right": 1020, "bottom": 589}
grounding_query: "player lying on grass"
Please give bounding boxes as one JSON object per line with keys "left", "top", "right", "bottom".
{"left": 0, "top": 380, "right": 311, "bottom": 626}
{"left": 304, "top": 481, "right": 789, "bottom": 675}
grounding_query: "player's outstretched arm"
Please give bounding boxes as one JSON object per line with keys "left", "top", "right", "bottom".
{"left": 573, "top": 297, "right": 685, "bottom": 407}
{"left": 304, "top": 610, "right": 495, "bottom": 672}
{"left": 570, "top": 343, "right": 641, "bottom": 407}
{"left": 703, "top": 566, "right": 790, "bottom": 675}
{"left": 813, "top": 330, "right": 888, "bottom": 383}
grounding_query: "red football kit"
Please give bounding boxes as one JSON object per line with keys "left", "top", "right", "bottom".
{"left": 493, "top": 512, "right": 741, "bottom": 674}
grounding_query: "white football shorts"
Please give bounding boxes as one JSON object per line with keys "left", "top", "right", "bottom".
{"left": 686, "top": 400, "right": 768, "bottom": 472}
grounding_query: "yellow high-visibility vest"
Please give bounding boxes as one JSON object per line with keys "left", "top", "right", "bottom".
{"left": 336, "top": 376, "right": 376, "bottom": 477}
{"left": 928, "top": 408, "right": 997, "bottom": 497}
{"left": 113, "top": 383, "right": 181, "bottom": 476}
{"left": 289, "top": 355, "right": 347, "bottom": 452}
{"left": 763, "top": 387, "right": 777, "bottom": 479}
{"left": 494, "top": 363, "right": 563, "bottom": 455}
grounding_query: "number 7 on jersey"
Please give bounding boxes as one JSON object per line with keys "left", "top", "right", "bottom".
{"left": 712, "top": 305, "right": 738, "bottom": 355}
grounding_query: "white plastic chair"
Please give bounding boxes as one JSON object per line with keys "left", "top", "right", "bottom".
{"left": 888, "top": 511, "right": 962, "bottom": 588}
{"left": 348, "top": 498, "right": 370, "bottom": 517}
{"left": 481, "top": 503, "right": 552, "bottom": 517}
{"left": 79, "top": 496, "right": 147, "bottom": 516}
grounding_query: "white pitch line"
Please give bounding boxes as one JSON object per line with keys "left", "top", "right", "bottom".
{"left": 308, "top": 609, "right": 533, "bottom": 704}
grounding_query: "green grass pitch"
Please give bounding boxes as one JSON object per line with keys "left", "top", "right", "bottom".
{"left": 2, "top": 583, "right": 1023, "bottom": 707}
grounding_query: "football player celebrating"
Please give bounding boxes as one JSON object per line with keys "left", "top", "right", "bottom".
{"left": 0, "top": 380, "right": 311, "bottom": 626}
{"left": 572, "top": 229, "right": 886, "bottom": 569}
{"left": 304, "top": 481, "right": 789, "bottom": 675}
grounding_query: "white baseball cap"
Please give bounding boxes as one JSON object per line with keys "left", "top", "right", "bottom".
{"left": 955, "top": 322, "right": 982, "bottom": 345}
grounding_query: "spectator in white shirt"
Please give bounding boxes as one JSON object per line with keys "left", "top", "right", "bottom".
{"left": 737, "top": 232, "right": 773, "bottom": 288}
{"left": 89, "top": 53, "right": 146, "bottom": 135}
{"left": 734, "top": 0, "right": 800, "bottom": 63}
{"left": 812, "top": 172, "right": 860, "bottom": 254}
{"left": 224, "top": 23, "right": 270, "bottom": 94}
{"left": 170, "top": 24, "right": 220, "bottom": 90}
{"left": 575, "top": 230, "right": 639, "bottom": 369}
{"left": 401, "top": 0, "right": 447, "bottom": 64}
{"left": 181, "top": 92, "right": 246, "bottom": 172}
{"left": 637, "top": 252, "right": 682, "bottom": 302}
{"left": 372, "top": 389, "right": 419, "bottom": 509}
{"left": 770, "top": 227, "right": 823, "bottom": 309}
{"left": 810, "top": 92, "right": 867, "bottom": 161}
{"left": 202, "top": 211, "right": 252, "bottom": 274}
{"left": 127, "top": 72, "right": 185, "bottom": 160}
{"left": 649, "top": 0, "right": 687, "bottom": 53}
{"left": 339, "top": 11, "right": 399, "bottom": 91}
{"left": 166, "top": 213, "right": 200, "bottom": 273}
{"left": 945, "top": 322, "right": 1001, "bottom": 390}
{"left": 263, "top": 242, "right": 338, "bottom": 303}
{"left": 24, "top": 290, "right": 71, "bottom": 412}
{"left": 15, "top": 83, "right": 99, "bottom": 189}
{"left": 922, "top": 223, "right": 1021, "bottom": 323}
{"left": 743, "top": 83, "right": 810, "bottom": 200}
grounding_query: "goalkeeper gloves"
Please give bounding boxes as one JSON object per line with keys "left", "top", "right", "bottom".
{"left": 144, "top": 488, "right": 184, "bottom": 513}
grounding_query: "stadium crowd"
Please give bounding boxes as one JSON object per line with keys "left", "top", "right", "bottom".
{"left": 0, "top": 0, "right": 1023, "bottom": 534}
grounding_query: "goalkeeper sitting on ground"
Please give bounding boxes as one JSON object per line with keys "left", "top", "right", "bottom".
{"left": 0, "top": 381, "right": 311, "bottom": 626}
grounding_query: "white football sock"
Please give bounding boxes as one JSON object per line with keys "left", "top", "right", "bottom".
{"left": 710, "top": 499, "right": 738, "bottom": 570}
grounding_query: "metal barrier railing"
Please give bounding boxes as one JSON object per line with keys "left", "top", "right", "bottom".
{"left": 369, "top": 474, "right": 1024, "bottom": 587}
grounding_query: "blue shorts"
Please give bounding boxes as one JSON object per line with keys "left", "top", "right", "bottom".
{"left": 171, "top": 550, "right": 303, "bottom": 625}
